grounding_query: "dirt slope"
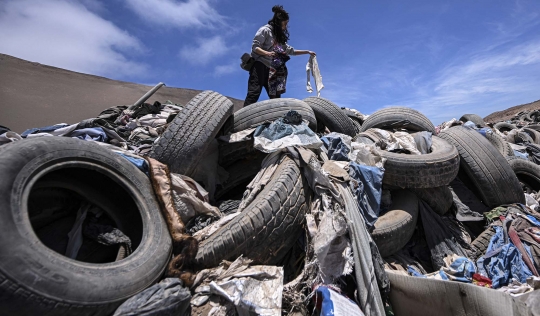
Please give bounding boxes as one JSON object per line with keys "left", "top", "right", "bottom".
{"left": 0, "top": 54, "right": 244, "bottom": 133}
{"left": 484, "top": 99, "right": 540, "bottom": 123}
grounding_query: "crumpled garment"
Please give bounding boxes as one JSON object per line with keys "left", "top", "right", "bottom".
{"left": 24, "top": 123, "right": 79, "bottom": 138}
{"left": 412, "top": 131, "right": 432, "bottom": 154}
{"left": 83, "top": 222, "right": 132, "bottom": 256}
{"left": 419, "top": 201, "right": 469, "bottom": 270}
{"left": 218, "top": 128, "right": 256, "bottom": 143}
{"left": 306, "top": 55, "right": 324, "bottom": 97}
{"left": 21, "top": 123, "right": 69, "bottom": 137}
{"left": 349, "top": 141, "right": 386, "bottom": 168}
{"left": 191, "top": 256, "right": 283, "bottom": 316}
{"left": 70, "top": 127, "right": 108, "bottom": 142}
{"left": 348, "top": 162, "right": 384, "bottom": 230}
{"left": 449, "top": 186, "right": 484, "bottom": 221}
{"left": 321, "top": 160, "right": 350, "bottom": 182}
{"left": 409, "top": 255, "right": 477, "bottom": 283}
{"left": 321, "top": 132, "right": 352, "bottom": 161}
{"left": 114, "top": 278, "right": 191, "bottom": 316}
{"left": 368, "top": 128, "right": 422, "bottom": 155}
{"left": 477, "top": 226, "right": 533, "bottom": 288}
{"left": 436, "top": 118, "right": 462, "bottom": 133}
{"left": 498, "top": 278, "right": 536, "bottom": 296}
{"left": 309, "top": 194, "right": 353, "bottom": 284}
{"left": 253, "top": 119, "right": 322, "bottom": 153}
{"left": 0, "top": 131, "right": 22, "bottom": 145}
{"left": 286, "top": 147, "right": 341, "bottom": 200}
{"left": 315, "top": 286, "right": 363, "bottom": 316}
{"left": 525, "top": 143, "right": 540, "bottom": 165}
{"left": 170, "top": 173, "right": 221, "bottom": 224}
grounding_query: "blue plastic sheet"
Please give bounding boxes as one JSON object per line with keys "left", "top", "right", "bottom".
{"left": 348, "top": 162, "right": 384, "bottom": 229}
{"left": 115, "top": 152, "right": 149, "bottom": 175}
{"left": 21, "top": 123, "right": 69, "bottom": 137}
{"left": 441, "top": 257, "right": 476, "bottom": 282}
{"left": 321, "top": 135, "right": 350, "bottom": 161}
{"left": 477, "top": 226, "right": 533, "bottom": 288}
{"left": 316, "top": 286, "right": 363, "bottom": 316}
{"left": 70, "top": 127, "right": 108, "bottom": 142}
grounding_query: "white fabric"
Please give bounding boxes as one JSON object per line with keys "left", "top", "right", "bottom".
{"left": 0, "top": 131, "right": 23, "bottom": 144}
{"left": 170, "top": 173, "right": 221, "bottom": 224}
{"left": 218, "top": 128, "right": 256, "bottom": 143}
{"left": 306, "top": 55, "right": 324, "bottom": 97}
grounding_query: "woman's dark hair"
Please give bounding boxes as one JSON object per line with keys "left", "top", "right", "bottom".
{"left": 268, "top": 5, "right": 290, "bottom": 44}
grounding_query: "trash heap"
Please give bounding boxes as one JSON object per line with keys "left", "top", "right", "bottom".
{"left": 1, "top": 88, "right": 540, "bottom": 316}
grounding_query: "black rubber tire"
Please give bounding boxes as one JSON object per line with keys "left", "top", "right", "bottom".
{"left": 303, "top": 97, "right": 357, "bottom": 136}
{"left": 218, "top": 139, "right": 264, "bottom": 168}
{"left": 195, "top": 156, "right": 309, "bottom": 268}
{"left": 527, "top": 111, "right": 540, "bottom": 122}
{"left": 484, "top": 130, "right": 514, "bottom": 157}
{"left": 225, "top": 98, "right": 317, "bottom": 133}
{"left": 470, "top": 226, "right": 496, "bottom": 260}
{"left": 150, "top": 90, "right": 233, "bottom": 176}
{"left": 376, "top": 136, "right": 460, "bottom": 188}
{"left": 493, "top": 122, "right": 517, "bottom": 133}
{"left": 459, "top": 114, "right": 487, "bottom": 127}
{"left": 372, "top": 190, "right": 418, "bottom": 258}
{"left": 522, "top": 128, "right": 540, "bottom": 144}
{"left": 350, "top": 118, "right": 363, "bottom": 135}
{"left": 0, "top": 137, "right": 171, "bottom": 316}
{"left": 506, "top": 156, "right": 540, "bottom": 191}
{"left": 411, "top": 186, "right": 453, "bottom": 215}
{"left": 360, "top": 107, "right": 435, "bottom": 133}
{"left": 215, "top": 155, "right": 266, "bottom": 201}
{"left": 526, "top": 124, "right": 540, "bottom": 131}
{"left": 439, "top": 126, "right": 525, "bottom": 208}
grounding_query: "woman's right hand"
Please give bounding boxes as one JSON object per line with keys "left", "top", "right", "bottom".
{"left": 266, "top": 50, "right": 276, "bottom": 57}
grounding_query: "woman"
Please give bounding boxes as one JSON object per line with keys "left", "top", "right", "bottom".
{"left": 243, "top": 5, "right": 316, "bottom": 107}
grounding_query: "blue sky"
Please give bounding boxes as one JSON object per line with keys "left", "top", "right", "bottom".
{"left": 1, "top": 0, "right": 539, "bottom": 124}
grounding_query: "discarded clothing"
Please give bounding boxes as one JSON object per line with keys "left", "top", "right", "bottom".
{"left": 0, "top": 131, "right": 22, "bottom": 145}
{"left": 170, "top": 173, "right": 220, "bottom": 224}
{"left": 315, "top": 286, "right": 363, "bottom": 316}
{"left": 115, "top": 152, "right": 149, "bottom": 175}
{"left": 449, "top": 186, "right": 484, "bottom": 221}
{"left": 114, "top": 278, "right": 191, "bottom": 316}
{"left": 83, "top": 223, "right": 132, "bottom": 256}
{"left": 419, "top": 201, "right": 469, "bottom": 270}
{"left": 477, "top": 226, "right": 533, "bottom": 288}
{"left": 409, "top": 255, "right": 477, "bottom": 283}
{"left": 412, "top": 131, "right": 432, "bottom": 154}
{"left": 349, "top": 141, "right": 386, "bottom": 168}
{"left": 218, "top": 128, "right": 256, "bottom": 143}
{"left": 70, "top": 127, "right": 108, "bottom": 142}
{"left": 253, "top": 119, "right": 322, "bottom": 153}
{"left": 191, "top": 256, "right": 284, "bottom": 316}
{"left": 348, "top": 162, "right": 384, "bottom": 229}
{"left": 306, "top": 55, "right": 324, "bottom": 97}
{"left": 21, "top": 123, "right": 69, "bottom": 137}
{"left": 321, "top": 133, "right": 351, "bottom": 161}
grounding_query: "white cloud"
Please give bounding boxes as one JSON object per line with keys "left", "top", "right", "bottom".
{"left": 0, "top": 0, "right": 146, "bottom": 77}
{"left": 214, "top": 62, "right": 238, "bottom": 76}
{"left": 179, "top": 36, "right": 228, "bottom": 65}
{"left": 124, "top": 0, "right": 225, "bottom": 29}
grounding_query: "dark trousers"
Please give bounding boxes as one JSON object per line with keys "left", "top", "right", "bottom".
{"left": 243, "top": 61, "right": 280, "bottom": 107}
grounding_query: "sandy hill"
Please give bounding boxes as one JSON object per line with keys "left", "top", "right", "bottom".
{"left": 0, "top": 54, "right": 244, "bottom": 133}
{"left": 484, "top": 99, "right": 540, "bottom": 123}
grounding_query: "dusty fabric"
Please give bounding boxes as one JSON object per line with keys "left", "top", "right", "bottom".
{"left": 449, "top": 186, "right": 484, "bottom": 222}
{"left": 191, "top": 256, "right": 284, "bottom": 316}
{"left": 349, "top": 141, "right": 386, "bottom": 168}
{"left": 114, "top": 278, "right": 191, "bottom": 316}
{"left": 315, "top": 286, "right": 364, "bottom": 316}
{"left": 348, "top": 162, "right": 384, "bottom": 230}
{"left": 368, "top": 128, "right": 422, "bottom": 155}
{"left": 218, "top": 128, "right": 256, "bottom": 143}
{"left": 65, "top": 202, "right": 90, "bottom": 259}
{"left": 24, "top": 123, "right": 79, "bottom": 138}
{"left": 412, "top": 131, "right": 432, "bottom": 154}
{"left": 146, "top": 158, "right": 188, "bottom": 241}
{"left": 419, "top": 201, "right": 468, "bottom": 270}
{"left": 0, "top": 131, "right": 22, "bottom": 144}
{"left": 83, "top": 223, "right": 132, "bottom": 256}
{"left": 190, "top": 139, "right": 220, "bottom": 201}
{"left": 321, "top": 133, "right": 352, "bottom": 161}
{"left": 170, "top": 173, "right": 221, "bottom": 224}
{"left": 306, "top": 55, "right": 324, "bottom": 97}
{"left": 310, "top": 194, "right": 353, "bottom": 284}
{"left": 253, "top": 119, "right": 322, "bottom": 153}
{"left": 321, "top": 160, "right": 350, "bottom": 182}
{"left": 286, "top": 147, "right": 341, "bottom": 201}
